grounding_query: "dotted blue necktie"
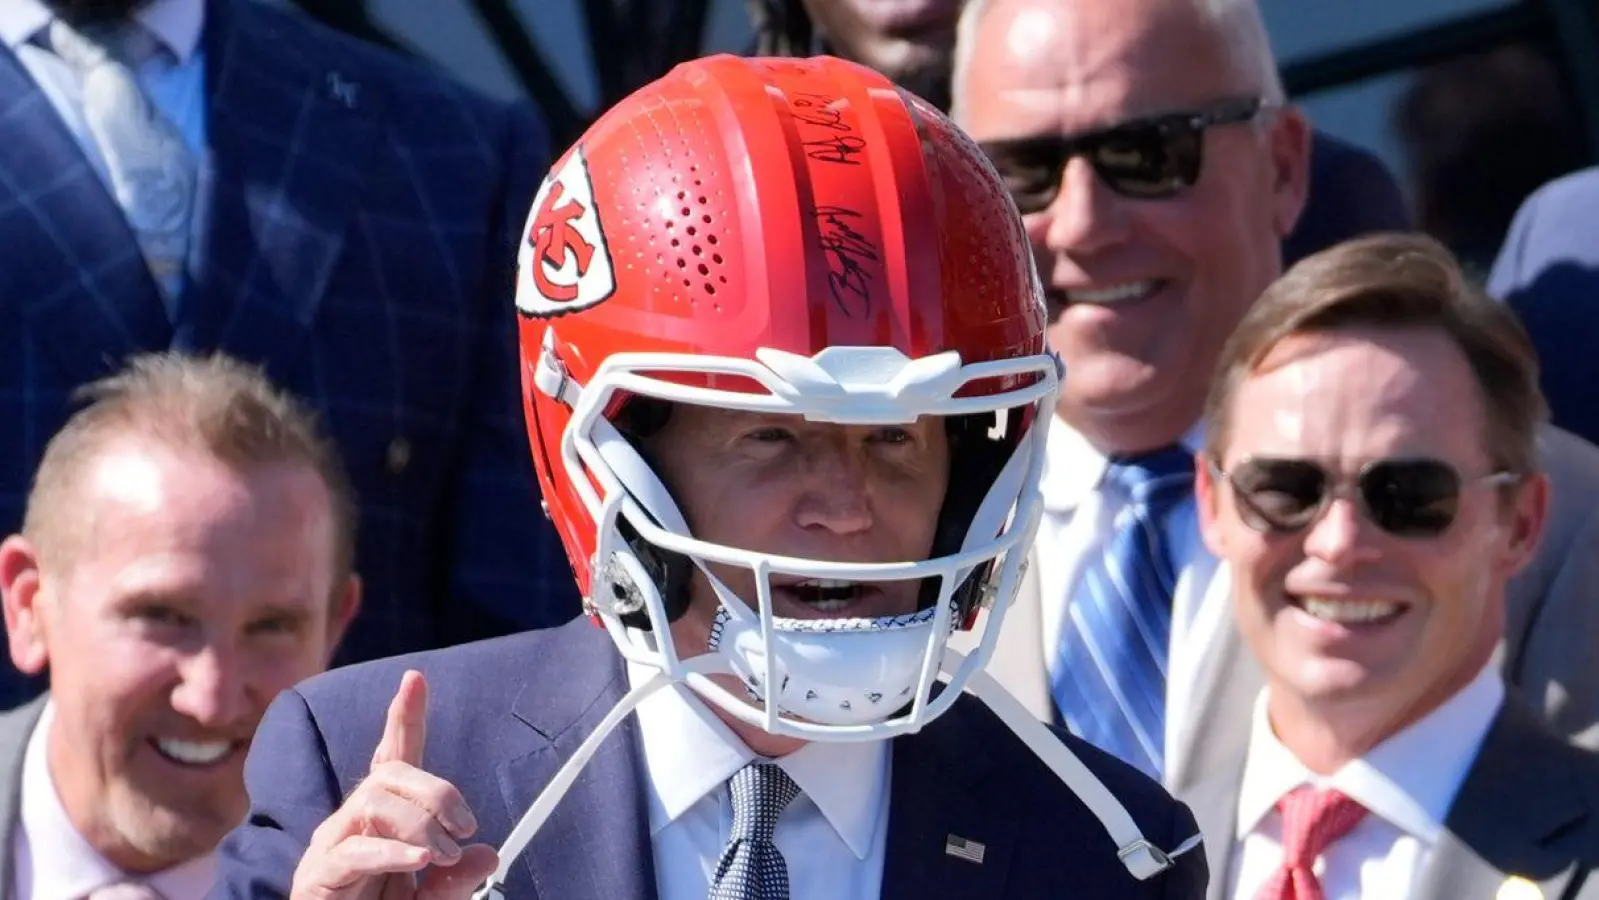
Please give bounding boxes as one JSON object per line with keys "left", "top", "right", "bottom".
{"left": 1051, "top": 444, "right": 1194, "bottom": 779}
{"left": 709, "top": 762, "right": 802, "bottom": 900}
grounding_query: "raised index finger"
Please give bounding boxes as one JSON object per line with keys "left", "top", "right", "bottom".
{"left": 372, "top": 669, "right": 428, "bottom": 770}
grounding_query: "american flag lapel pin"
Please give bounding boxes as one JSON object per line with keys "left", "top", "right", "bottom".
{"left": 945, "top": 834, "right": 986, "bottom": 864}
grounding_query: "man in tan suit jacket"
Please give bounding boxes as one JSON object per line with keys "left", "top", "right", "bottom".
{"left": 1179, "top": 233, "right": 1599, "bottom": 898}
{"left": 961, "top": 420, "right": 1599, "bottom": 794}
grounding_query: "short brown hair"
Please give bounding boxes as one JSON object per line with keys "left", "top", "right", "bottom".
{"left": 23, "top": 352, "right": 358, "bottom": 582}
{"left": 1202, "top": 232, "right": 1548, "bottom": 473}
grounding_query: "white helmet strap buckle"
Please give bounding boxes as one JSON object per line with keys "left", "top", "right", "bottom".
{"left": 534, "top": 329, "right": 582, "bottom": 409}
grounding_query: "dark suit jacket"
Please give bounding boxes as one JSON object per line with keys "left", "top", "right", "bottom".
{"left": 212, "top": 617, "right": 1208, "bottom": 899}
{"left": 1488, "top": 165, "right": 1599, "bottom": 449}
{"left": 1181, "top": 696, "right": 1599, "bottom": 900}
{"left": 1281, "top": 130, "right": 1412, "bottom": 268}
{"left": 0, "top": 0, "right": 581, "bottom": 703}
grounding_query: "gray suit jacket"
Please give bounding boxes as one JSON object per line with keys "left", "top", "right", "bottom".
{"left": 0, "top": 697, "right": 46, "bottom": 900}
{"left": 1182, "top": 696, "right": 1599, "bottom": 900}
{"left": 961, "top": 424, "right": 1599, "bottom": 794}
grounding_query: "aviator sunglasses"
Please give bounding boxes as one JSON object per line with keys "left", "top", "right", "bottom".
{"left": 1207, "top": 456, "right": 1522, "bottom": 539}
{"left": 978, "top": 97, "right": 1270, "bottom": 212}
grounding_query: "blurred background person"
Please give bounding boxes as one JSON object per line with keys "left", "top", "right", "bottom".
{"left": 0, "top": 352, "right": 359, "bottom": 899}
{"left": 1487, "top": 166, "right": 1599, "bottom": 453}
{"left": 945, "top": 0, "right": 1407, "bottom": 795}
{"left": 1392, "top": 42, "right": 1586, "bottom": 280}
{"left": 0, "top": 0, "right": 579, "bottom": 707}
{"left": 745, "top": 0, "right": 962, "bottom": 111}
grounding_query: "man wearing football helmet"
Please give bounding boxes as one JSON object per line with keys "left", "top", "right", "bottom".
{"left": 212, "top": 54, "right": 1207, "bottom": 900}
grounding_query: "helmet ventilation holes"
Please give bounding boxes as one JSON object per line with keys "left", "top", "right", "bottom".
{"left": 662, "top": 188, "right": 728, "bottom": 304}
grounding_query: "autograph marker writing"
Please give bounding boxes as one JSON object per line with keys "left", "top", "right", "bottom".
{"left": 814, "top": 205, "right": 880, "bottom": 317}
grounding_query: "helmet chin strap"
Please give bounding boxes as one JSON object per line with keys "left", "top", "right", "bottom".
{"left": 467, "top": 649, "right": 1201, "bottom": 900}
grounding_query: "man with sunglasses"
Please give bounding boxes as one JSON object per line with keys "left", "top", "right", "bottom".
{"left": 1184, "top": 232, "right": 1599, "bottom": 899}
{"left": 945, "top": 0, "right": 1599, "bottom": 802}
{"left": 945, "top": 0, "right": 1313, "bottom": 792}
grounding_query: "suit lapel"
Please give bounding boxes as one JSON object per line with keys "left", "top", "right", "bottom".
{"left": 0, "top": 45, "right": 171, "bottom": 381}
{"left": 999, "top": 550, "right": 1053, "bottom": 720}
{"left": 178, "top": 0, "right": 375, "bottom": 380}
{"left": 1167, "top": 613, "right": 1261, "bottom": 796}
{"left": 1412, "top": 698, "right": 1588, "bottom": 900}
{"left": 0, "top": 697, "right": 46, "bottom": 900}
{"left": 880, "top": 700, "right": 1016, "bottom": 900}
{"left": 497, "top": 660, "right": 658, "bottom": 900}
{"left": 1417, "top": 831, "right": 1577, "bottom": 900}
{"left": 1177, "top": 756, "right": 1245, "bottom": 900}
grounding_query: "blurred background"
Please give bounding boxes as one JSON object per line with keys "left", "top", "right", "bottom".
{"left": 271, "top": 0, "right": 1599, "bottom": 279}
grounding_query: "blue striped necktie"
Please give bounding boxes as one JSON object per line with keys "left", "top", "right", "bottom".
{"left": 1051, "top": 444, "right": 1194, "bottom": 779}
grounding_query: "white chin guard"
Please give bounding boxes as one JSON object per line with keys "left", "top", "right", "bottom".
{"left": 709, "top": 604, "right": 952, "bottom": 728}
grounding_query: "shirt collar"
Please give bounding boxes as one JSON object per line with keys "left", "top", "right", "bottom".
{"left": 626, "top": 660, "right": 889, "bottom": 860}
{"left": 1236, "top": 661, "right": 1505, "bottom": 844}
{"left": 1040, "top": 415, "right": 1206, "bottom": 513}
{"left": 146, "top": 853, "right": 215, "bottom": 900}
{"left": 1, "top": 0, "right": 205, "bottom": 63}
{"left": 0, "top": 1, "right": 51, "bottom": 51}
{"left": 19, "top": 701, "right": 121, "bottom": 900}
{"left": 19, "top": 701, "right": 218, "bottom": 900}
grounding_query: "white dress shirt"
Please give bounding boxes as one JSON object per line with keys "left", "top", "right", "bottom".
{"left": 627, "top": 661, "right": 890, "bottom": 900}
{"left": 12, "top": 702, "right": 217, "bottom": 900}
{"left": 0, "top": 0, "right": 208, "bottom": 186}
{"left": 1227, "top": 663, "right": 1505, "bottom": 899}
{"left": 1035, "top": 415, "right": 1229, "bottom": 768}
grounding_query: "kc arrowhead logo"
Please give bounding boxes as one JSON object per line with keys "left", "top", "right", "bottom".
{"left": 516, "top": 146, "right": 616, "bottom": 317}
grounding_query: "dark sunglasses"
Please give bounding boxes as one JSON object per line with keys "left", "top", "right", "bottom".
{"left": 978, "top": 97, "right": 1270, "bottom": 212}
{"left": 1207, "top": 456, "right": 1521, "bottom": 539}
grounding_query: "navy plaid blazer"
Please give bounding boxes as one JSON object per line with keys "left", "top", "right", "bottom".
{"left": 0, "top": 0, "right": 580, "bottom": 703}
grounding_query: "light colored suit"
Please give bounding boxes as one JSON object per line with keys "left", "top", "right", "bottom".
{"left": 1182, "top": 696, "right": 1599, "bottom": 899}
{"left": 0, "top": 698, "right": 46, "bottom": 900}
{"left": 957, "top": 423, "right": 1599, "bottom": 794}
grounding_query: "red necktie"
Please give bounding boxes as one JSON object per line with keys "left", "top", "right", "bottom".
{"left": 1253, "top": 786, "right": 1368, "bottom": 900}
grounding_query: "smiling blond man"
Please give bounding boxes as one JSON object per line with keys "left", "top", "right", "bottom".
{"left": 0, "top": 352, "right": 359, "bottom": 900}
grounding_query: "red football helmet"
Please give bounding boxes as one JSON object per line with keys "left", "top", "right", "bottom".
{"left": 516, "top": 53, "right": 1056, "bottom": 740}
{"left": 476, "top": 56, "right": 1187, "bottom": 897}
